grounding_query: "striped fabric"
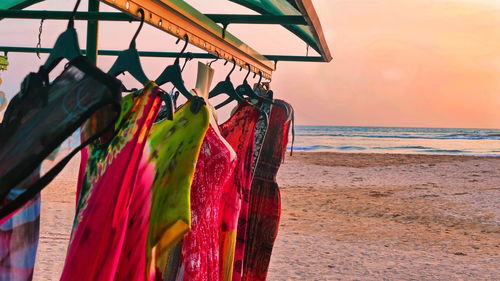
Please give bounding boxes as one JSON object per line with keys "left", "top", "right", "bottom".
{"left": 0, "top": 169, "right": 41, "bottom": 281}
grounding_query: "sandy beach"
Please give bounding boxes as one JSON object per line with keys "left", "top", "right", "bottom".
{"left": 33, "top": 152, "right": 500, "bottom": 281}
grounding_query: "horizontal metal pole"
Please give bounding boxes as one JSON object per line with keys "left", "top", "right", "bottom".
{"left": 0, "top": 10, "right": 306, "bottom": 25}
{"left": 0, "top": 10, "right": 134, "bottom": 21}
{"left": 205, "top": 14, "right": 306, "bottom": 25}
{"left": 265, "top": 55, "right": 325, "bottom": 62}
{"left": 99, "top": 50, "right": 216, "bottom": 59}
{"left": 0, "top": 46, "right": 215, "bottom": 58}
{"left": 0, "top": 46, "right": 323, "bottom": 62}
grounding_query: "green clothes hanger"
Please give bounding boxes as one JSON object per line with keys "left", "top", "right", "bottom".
{"left": 155, "top": 35, "right": 193, "bottom": 100}
{"left": 41, "top": 0, "right": 82, "bottom": 74}
{"left": 107, "top": 8, "right": 149, "bottom": 86}
{"left": 209, "top": 59, "right": 244, "bottom": 109}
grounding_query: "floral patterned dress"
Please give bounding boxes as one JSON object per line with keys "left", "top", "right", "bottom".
{"left": 177, "top": 126, "right": 236, "bottom": 281}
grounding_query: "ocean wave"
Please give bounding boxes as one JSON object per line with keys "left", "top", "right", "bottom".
{"left": 372, "top": 146, "right": 433, "bottom": 150}
{"left": 463, "top": 154, "right": 500, "bottom": 157}
{"left": 337, "top": 146, "right": 366, "bottom": 151}
{"left": 295, "top": 132, "right": 500, "bottom": 140}
{"left": 288, "top": 145, "right": 335, "bottom": 151}
{"left": 421, "top": 149, "right": 469, "bottom": 154}
{"left": 288, "top": 145, "right": 367, "bottom": 151}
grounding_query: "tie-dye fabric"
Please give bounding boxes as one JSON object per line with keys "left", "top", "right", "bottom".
{"left": 175, "top": 126, "right": 236, "bottom": 281}
{"left": 0, "top": 170, "right": 40, "bottom": 281}
{"left": 219, "top": 102, "right": 260, "bottom": 281}
{"left": 243, "top": 100, "right": 293, "bottom": 281}
{"left": 62, "top": 82, "right": 161, "bottom": 281}
{"left": 146, "top": 97, "right": 209, "bottom": 280}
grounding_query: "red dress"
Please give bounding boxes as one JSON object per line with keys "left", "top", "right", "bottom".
{"left": 243, "top": 100, "right": 293, "bottom": 281}
{"left": 219, "top": 102, "right": 261, "bottom": 281}
{"left": 179, "top": 126, "right": 236, "bottom": 281}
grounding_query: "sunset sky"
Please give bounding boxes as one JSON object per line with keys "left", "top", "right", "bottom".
{"left": 0, "top": 0, "right": 499, "bottom": 128}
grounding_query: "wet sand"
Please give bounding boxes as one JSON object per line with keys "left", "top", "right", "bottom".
{"left": 34, "top": 152, "right": 500, "bottom": 280}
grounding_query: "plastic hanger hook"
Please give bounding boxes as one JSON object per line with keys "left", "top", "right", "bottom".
{"left": 208, "top": 51, "right": 220, "bottom": 67}
{"left": 243, "top": 63, "right": 251, "bottom": 84}
{"left": 67, "top": 0, "right": 82, "bottom": 29}
{"left": 174, "top": 34, "right": 189, "bottom": 65}
{"left": 129, "top": 9, "right": 145, "bottom": 49}
{"left": 225, "top": 58, "right": 236, "bottom": 80}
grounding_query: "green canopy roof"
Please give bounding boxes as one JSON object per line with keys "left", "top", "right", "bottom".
{"left": 229, "top": 0, "right": 331, "bottom": 61}
{"left": 0, "top": 0, "right": 42, "bottom": 10}
{"left": 0, "top": 0, "right": 331, "bottom": 62}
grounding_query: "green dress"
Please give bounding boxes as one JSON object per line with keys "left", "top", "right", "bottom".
{"left": 146, "top": 97, "right": 210, "bottom": 278}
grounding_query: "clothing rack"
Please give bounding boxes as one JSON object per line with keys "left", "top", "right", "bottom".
{"left": 0, "top": 0, "right": 332, "bottom": 80}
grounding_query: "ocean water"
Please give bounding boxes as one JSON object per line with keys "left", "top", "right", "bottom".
{"left": 289, "top": 126, "right": 500, "bottom": 156}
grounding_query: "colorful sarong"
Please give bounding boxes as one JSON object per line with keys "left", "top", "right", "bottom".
{"left": 62, "top": 82, "right": 161, "bottom": 281}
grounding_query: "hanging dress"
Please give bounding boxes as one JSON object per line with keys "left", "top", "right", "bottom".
{"left": 0, "top": 56, "right": 121, "bottom": 219}
{"left": 61, "top": 82, "right": 161, "bottom": 281}
{"left": 175, "top": 124, "right": 236, "bottom": 281}
{"left": 219, "top": 102, "right": 260, "bottom": 281}
{"left": 161, "top": 63, "right": 236, "bottom": 281}
{"left": 146, "top": 96, "right": 210, "bottom": 280}
{"left": 112, "top": 90, "right": 165, "bottom": 281}
{"left": 242, "top": 100, "right": 293, "bottom": 281}
{"left": 0, "top": 79, "right": 42, "bottom": 281}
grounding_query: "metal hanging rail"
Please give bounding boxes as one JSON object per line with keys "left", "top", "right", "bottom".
{"left": 0, "top": 10, "right": 134, "bottom": 20}
{"left": 0, "top": 46, "right": 323, "bottom": 62}
{"left": 97, "top": 0, "right": 275, "bottom": 79}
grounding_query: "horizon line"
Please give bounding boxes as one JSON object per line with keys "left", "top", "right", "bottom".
{"left": 294, "top": 125, "right": 500, "bottom": 130}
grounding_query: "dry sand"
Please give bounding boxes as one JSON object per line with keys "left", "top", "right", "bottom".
{"left": 33, "top": 152, "right": 500, "bottom": 280}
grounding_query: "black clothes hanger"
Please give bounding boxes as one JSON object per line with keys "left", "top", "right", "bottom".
{"left": 155, "top": 35, "right": 193, "bottom": 100}
{"left": 108, "top": 8, "right": 149, "bottom": 86}
{"left": 208, "top": 51, "right": 220, "bottom": 67}
{"left": 209, "top": 59, "right": 244, "bottom": 109}
{"left": 169, "top": 52, "right": 193, "bottom": 109}
{"left": 250, "top": 70, "right": 279, "bottom": 108}
{"left": 181, "top": 52, "right": 194, "bottom": 72}
{"left": 236, "top": 63, "right": 262, "bottom": 101}
{"left": 41, "top": 0, "right": 82, "bottom": 74}
{"left": 253, "top": 70, "right": 266, "bottom": 95}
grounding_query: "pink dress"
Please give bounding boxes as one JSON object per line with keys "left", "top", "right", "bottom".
{"left": 178, "top": 126, "right": 236, "bottom": 281}
{"left": 61, "top": 83, "right": 161, "bottom": 281}
{"left": 219, "top": 102, "right": 261, "bottom": 281}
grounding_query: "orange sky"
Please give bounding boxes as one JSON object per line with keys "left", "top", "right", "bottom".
{"left": 272, "top": 0, "right": 500, "bottom": 128}
{"left": 0, "top": 0, "right": 499, "bottom": 128}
